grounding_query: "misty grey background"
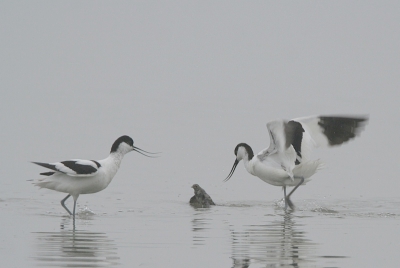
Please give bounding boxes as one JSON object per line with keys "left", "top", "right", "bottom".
{"left": 0, "top": 1, "right": 399, "bottom": 267}
{"left": 1, "top": 1, "right": 398, "bottom": 199}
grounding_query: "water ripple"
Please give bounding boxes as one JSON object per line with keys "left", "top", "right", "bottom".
{"left": 32, "top": 226, "right": 120, "bottom": 267}
{"left": 228, "top": 212, "right": 347, "bottom": 267}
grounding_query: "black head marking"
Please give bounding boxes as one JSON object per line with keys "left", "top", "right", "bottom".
{"left": 318, "top": 116, "right": 368, "bottom": 146}
{"left": 285, "top": 120, "right": 305, "bottom": 165}
{"left": 110, "top": 135, "right": 134, "bottom": 153}
{"left": 234, "top": 143, "right": 254, "bottom": 160}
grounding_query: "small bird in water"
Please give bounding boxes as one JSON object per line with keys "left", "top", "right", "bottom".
{"left": 190, "top": 184, "right": 215, "bottom": 208}
{"left": 32, "top": 135, "right": 158, "bottom": 220}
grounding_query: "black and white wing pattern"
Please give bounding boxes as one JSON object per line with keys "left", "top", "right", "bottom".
{"left": 292, "top": 115, "right": 368, "bottom": 148}
{"left": 262, "top": 120, "right": 299, "bottom": 178}
{"left": 258, "top": 115, "right": 368, "bottom": 178}
{"left": 33, "top": 159, "right": 101, "bottom": 177}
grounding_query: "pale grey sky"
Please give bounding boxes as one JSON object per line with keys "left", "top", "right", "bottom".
{"left": 1, "top": 1, "right": 399, "bottom": 201}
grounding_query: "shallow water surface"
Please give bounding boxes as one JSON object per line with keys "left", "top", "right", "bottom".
{"left": 2, "top": 194, "right": 399, "bottom": 268}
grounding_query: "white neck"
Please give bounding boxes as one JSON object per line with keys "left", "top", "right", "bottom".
{"left": 98, "top": 152, "right": 126, "bottom": 183}
{"left": 110, "top": 151, "right": 125, "bottom": 168}
{"left": 243, "top": 156, "right": 256, "bottom": 176}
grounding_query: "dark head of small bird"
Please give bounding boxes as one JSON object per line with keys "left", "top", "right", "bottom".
{"left": 224, "top": 143, "right": 254, "bottom": 182}
{"left": 192, "top": 184, "right": 200, "bottom": 191}
{"left": 110, "top": 135, "right": 160, "bottom": 157}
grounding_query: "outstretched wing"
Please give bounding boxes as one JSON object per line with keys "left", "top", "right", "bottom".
{"left": 258, "top": 115, "right": 368, "bottom": 177}
{"left": 32, "top": 159, "right": 101, "bottom": 177}
{"left": 256, "top": 120, "right": 281, "bottom": 162}
{"left": 263, "top": 120, "right": 297, "bottom": 178}
{"left": 293, "top": 115, "right": 368, "bottom": 148}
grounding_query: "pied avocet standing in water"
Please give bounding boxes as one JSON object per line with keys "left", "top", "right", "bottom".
{"left": 224, "top": 115, "right": 368, "bottom": 210}
{"left": 33, "top": 135, "right": 158, "bottom": 220}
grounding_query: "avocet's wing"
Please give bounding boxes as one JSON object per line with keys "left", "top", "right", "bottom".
{"left": 32, "top": 159, "right": 101, "bottom": 177}
{"left": 256, "top": 123, "right": 278, "bottom": 162}
{"left": 258, "top": 120, "right": 298, "bottom": 178}
{"left": 292, "top": 115, "right": 368, "bottom": 148}
{"left": 258, "top": 115, "right": 368, "bottom": 178}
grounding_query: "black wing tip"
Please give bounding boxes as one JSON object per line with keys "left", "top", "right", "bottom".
{"left": 318, "top": 115, "right": 369, "bottom": 146}
{"left": 40, "top": 171, "right": 55, "bottom": 176}
{"left": 319, "top": 114, "right": 369, "bottom": 123}
{"left": 32, "top": 162, "right": 61, "bottom": 174}
{"left": 31, "top": 161, "right": 51, "bottom": 168}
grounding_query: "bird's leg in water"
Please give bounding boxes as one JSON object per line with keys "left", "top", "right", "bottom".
{"left": 73, "top": 199, "right": 76, "bottom": 220}
{"left": 283, "top": 186, "right": 288, "bottom": 210}
{"left": 286, "top": 177, "right": 305, "bottom": 210}
{"left": 61, "top": 194, "right": 72, "bottom": 215}
{"left": 72, "top": 195, "right": 79, "bottom": 221}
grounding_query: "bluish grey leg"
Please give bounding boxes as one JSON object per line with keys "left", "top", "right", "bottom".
{"left": 286, "top": 177, "right": 305, "bottom": 210}
{"left": 283, "top": 186, "right": 288, "bottom": 210}
{"left": 61, "top": 194, "right": 72, "bottom": 215}
{"left": 72, "top": 198, "right": 77, "bottom": 221}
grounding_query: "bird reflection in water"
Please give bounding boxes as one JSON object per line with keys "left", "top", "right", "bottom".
{"left": 229, "top": 211, "right": 345, "bottom": 268}
{"left": 33, "top": 218, "right": 120, "bottom": 267}
{"left": 190, "top": 208, "right": 213, "bottom": 247}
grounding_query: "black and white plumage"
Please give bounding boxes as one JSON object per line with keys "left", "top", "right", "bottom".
{"left": 225, "top": 115, "right": 368, "bottom": 210}
{"left": 190, "top": 184, "right": 215, "bottom": 208}
{"left": 33, "top": 160, "right": 102, "bottom": 177}
{"left": 33, "top": 135, "right": 157, "bottom": 220}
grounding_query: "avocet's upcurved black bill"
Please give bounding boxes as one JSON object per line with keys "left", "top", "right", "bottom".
{"left": 224, "top": 159, "right": 239, "bottom": 182}
{"left": 133, "top": 146, "right": 160, "bottom": 158}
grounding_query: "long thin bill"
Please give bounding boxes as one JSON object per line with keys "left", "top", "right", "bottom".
{"left": 133, "top": 146, "right": 160, "bottom": 158}
{"left": 224, "top": 159, "right": 239, "bottom": 182}
{"left": 133, "top": 146, "right": 160, "bottom": 154}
